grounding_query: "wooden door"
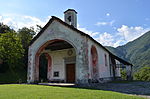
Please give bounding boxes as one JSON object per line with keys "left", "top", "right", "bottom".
{"left": 66, "top": 64, "right": 75, "bottom": 83}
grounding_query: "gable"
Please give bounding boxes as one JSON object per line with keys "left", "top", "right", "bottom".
{"left": 29, "top": 16, "right": 132, "bottom": 66}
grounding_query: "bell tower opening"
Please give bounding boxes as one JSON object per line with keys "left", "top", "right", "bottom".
{"left": 64, "top": 9, "right": 77, "bottom": 28}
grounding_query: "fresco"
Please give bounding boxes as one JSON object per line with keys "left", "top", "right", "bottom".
{"left": 91, "top": 45, "right": 98, "bottom": 81}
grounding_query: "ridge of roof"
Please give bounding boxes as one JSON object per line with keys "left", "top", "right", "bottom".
{"left": 64, "top": 9, "right": 77, "bottom": 14}
{"left": 29, "top": 16, "right": 132, "bottom": 66}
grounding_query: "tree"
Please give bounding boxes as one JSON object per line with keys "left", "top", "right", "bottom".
{"left": 0, "top": 32, "right": 24, "bottom": 71}
{"left": 120, "top": 69, "right": 127, "bottom": 80}
{"left": 0, "top": 23, "right": 15, "bottom": 34}
{"left": 17, "top": 27, "right": 36, "bottom": 69}
{"left": 36, "top": 25, "right": 42, "bottom": 33}
{"left": 134, "top": 67, "right": 150, "bottom": 81}
{"left": 17, "top": 27, "right": 35, "bottom": 49}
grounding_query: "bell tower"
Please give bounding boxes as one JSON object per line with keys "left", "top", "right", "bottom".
{"left": 64, "top": 9, "right": 77, "bottom": 28}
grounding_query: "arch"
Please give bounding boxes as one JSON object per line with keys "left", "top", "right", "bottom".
{"left": 91, "top": 45, "right": 98, "bottom": 81}
{"left": 35, "top": 38, "right": 78, "bottom": 56}
{"left": 38, "top": 53, "right": 52, "bottom": 81}
{"left": 44, "top": 53, "right": 52, "bottom": 80}
{"left": 34, "top": 39, "right": 77, "bottom": 82}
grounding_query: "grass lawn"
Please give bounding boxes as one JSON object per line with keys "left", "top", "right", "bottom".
{"left": 0, "top": 84, "right": 145, "bottom": 99}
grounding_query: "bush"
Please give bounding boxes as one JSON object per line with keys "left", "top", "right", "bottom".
{"left": 134, "top": 67, "right": 150, "bottom": 81}
{"left": 121, "top": 69, "right": 127, "bottom": 80}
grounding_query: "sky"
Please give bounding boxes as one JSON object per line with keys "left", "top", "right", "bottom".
{"left": 0, "top": 0, "right": 150, "bottom": 47}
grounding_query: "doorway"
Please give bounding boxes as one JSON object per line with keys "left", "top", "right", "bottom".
{"left": 66, "top": 64, "right": 75, "bottom": 83}
{"left": 39, "top": 53, "right": 48, "bottom": 82}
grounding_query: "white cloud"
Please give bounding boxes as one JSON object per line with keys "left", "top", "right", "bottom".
{"left": 96, "top": 22, "right": 107, "bottom": 26}
{"left": 77, "top": 24, "right": 150, "bottom": 47}
{"left": 0, "top": 14, "right": 50, "bottom": 31}
{"left": 77, "top": 25, "right": 117, "bottom": 47}
{"left": 106, "top": 13, "right": 110, "bottom": 16}
{"left": 0, "top": 14, "right": 149, "bottom": 47}
{"left": 96, "top": 20, "right": 115, "bottom": 26}
{"left": 77, "top": 24, "right": 99, "bottom": 37}
{"left": 96, "top": 32, "right": 114, "bottom": 46}
{"left": 117, "top": 25, "right": 150, "bottom": 42}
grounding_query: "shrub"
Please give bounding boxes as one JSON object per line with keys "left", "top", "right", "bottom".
{"left": 121, "top": 69, "right": 127, "bottom": 80}
{"left": 134, "top": 67, "right": 150, "bottom": 81}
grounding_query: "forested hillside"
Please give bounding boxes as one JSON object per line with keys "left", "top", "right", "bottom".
{"left": 106, "top": 31, "right": 150, "bottom": 71}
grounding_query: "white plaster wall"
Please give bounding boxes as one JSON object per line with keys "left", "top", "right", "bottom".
{"left": 87, "top": 38, "right": 111, "bottom": 79}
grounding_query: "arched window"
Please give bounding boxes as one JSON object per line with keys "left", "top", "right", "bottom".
{"left": 91, "top": 45, "right": 98, "bottom": 80}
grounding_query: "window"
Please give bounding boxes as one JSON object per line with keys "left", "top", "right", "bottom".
{"left": 105, "top": 54, "right": 108, "bottom": 66}
{"left": 54, "top": 71, "right": 59, "bottom": 77}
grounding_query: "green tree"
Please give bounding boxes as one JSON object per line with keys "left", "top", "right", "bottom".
{"left": 0, "top": 32, "right": 24, "bottom": 70}
{"left": 134, "top": 67, "right": 150, "bottom": 81}
{"left": 0, "top": 23, "right": 15, "bottom": 34}
{"left": 17, "top": 27, "right": 35, "bottom": 69}
{"left": 121, "top": 69, "right": 127, "bottom": 80}
{"left": 17, "top": 27, "right": 35, "bottom": 49}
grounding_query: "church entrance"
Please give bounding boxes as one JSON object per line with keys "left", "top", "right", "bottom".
{"left": 34, "top": 39, "right": 77, "bottom": 83}
{"left": 66, "top": 64, "right": 75, "bottom": 83}
{"left": 39, "top": 53, "right": 48, "bottom": 82}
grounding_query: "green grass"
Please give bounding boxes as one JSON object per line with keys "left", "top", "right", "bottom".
{"left": 0, "top": 84, "right": 145, "bottom": 99}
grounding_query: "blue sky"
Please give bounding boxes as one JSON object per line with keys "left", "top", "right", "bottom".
{"left": 0, "top": 0, "right": 150, "bottom": 47}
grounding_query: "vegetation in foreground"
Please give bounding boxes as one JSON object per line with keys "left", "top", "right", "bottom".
{"left": 0, "top": 84, "right": 145, "bottom": 99}
{"left": 0, "top": 23, "right": 39, "bottom": 83}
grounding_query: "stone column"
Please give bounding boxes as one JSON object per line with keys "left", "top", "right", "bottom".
{"left": 27, "top": 47, "right": 35, "bottom": 83}
{"left": 126, "top": 65, "right": 132, "bottom": 80}
{"left": 76, "top": 37, "right": 89, "bottom": 84}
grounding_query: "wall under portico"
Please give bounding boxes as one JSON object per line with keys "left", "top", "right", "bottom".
{"left": 41, "top": 48, "right": 76, "bottom": 82}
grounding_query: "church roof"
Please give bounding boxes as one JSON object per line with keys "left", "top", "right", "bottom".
{"left": 29, "top": 16, "right": 132, "bottom": 66}
{"left": 64, "top": 9, "right": 77, "bottom": 14}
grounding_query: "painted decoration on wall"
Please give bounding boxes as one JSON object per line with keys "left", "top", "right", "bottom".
{"left": 91, "top": 45, "right": 98, "bottom": 80}
{"left": 39, "top": 53, "right": 52, "bottom": 82}
{"left": 44, "top": 53, "right": 52, "bottom": 80}
{"left": 67, "top": 49, "right": 73, "bottom": 56}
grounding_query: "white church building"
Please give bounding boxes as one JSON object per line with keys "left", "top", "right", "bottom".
{"left": 27, "top": 9, "right": 132, "bottom": 84}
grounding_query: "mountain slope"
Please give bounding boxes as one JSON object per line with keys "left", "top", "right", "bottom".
{"left": 106, "top": 31, "right": 150, "bottom": 71}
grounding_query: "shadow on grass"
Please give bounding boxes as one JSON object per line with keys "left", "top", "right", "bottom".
{"left": 36, "top": 81, "right": 150, "bottom": 96}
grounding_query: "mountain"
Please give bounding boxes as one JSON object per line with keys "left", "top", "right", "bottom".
{"left": 106, "top": 31, "right": 150, "bottom": 71}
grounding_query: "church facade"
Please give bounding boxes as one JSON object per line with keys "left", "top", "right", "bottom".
{"left": 27, "top": 9, "right": 132, "bottom": 84}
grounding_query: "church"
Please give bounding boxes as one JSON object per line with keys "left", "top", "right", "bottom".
{"left": 27, "top": 9, "right": 132, "bottom": 84}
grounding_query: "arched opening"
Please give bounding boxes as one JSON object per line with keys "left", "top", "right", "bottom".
{"left": 39, "top": 53, "right": 51, "bottom": 82}
{"left": 39, "top": 53, "right": 48, "bottom": 82}
{"left": 91, "top": 45, "right": 98, "bottom": 82}
{"left": 34, "top": 39, "right": 76, "bottom": 83}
